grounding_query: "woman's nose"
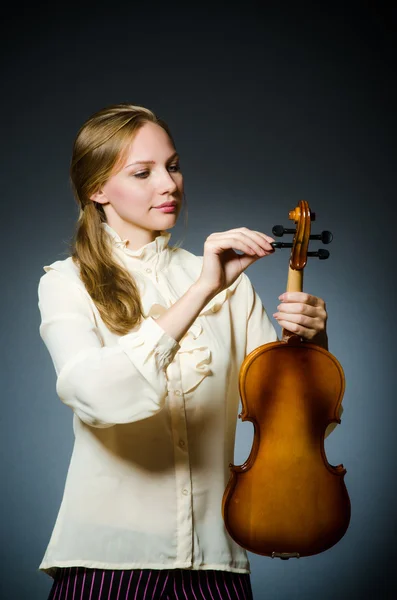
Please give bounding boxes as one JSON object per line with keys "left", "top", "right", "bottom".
{"left": 158, "top": 169, "right": 178, "bottom": 193}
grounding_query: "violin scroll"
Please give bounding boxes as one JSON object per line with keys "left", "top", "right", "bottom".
{"left": 271, "top": 200, "right": 333, "bottom": 265}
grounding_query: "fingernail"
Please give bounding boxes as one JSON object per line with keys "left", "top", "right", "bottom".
{"left": 278, "top": 294, "right": 285, "bottom": 301}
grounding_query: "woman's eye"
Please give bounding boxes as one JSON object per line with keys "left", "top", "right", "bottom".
{"left": 133, "top": 163, "right": 181, "bottom": 179}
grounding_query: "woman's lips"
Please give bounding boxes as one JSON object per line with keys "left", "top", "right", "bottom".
{"left": 154, "top": 205, "right": 177, "bottom": 213}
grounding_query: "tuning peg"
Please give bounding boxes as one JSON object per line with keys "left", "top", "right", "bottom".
{"left": 270, "top": 242, "right": 293, "bottom": 249}
{"left": 307, "top": 249, "right": 330, "bottom": 260}
{"left": 309, "top": 230, "right": 333, "bottom": 244}
{"left": 272, "top": 225, "right": 296, "bottom": 237}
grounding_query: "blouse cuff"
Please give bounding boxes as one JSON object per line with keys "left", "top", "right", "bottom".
{"left": 118, "top": 316, "right": 181, "bottom": 370}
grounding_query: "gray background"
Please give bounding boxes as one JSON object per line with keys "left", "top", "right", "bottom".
{"left": 1, "top": 1, "right": 395, "bottom": 598}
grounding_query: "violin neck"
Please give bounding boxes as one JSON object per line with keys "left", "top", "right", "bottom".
{"left": 282, "top": 267, "right": 304, "bottom": 342}
{"left": 286, "top": 267, "right": 303, "bottom": 293}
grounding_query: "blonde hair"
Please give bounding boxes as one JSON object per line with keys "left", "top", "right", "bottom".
{"left": 69, "top": 103, "right": 186, "bottom": 335}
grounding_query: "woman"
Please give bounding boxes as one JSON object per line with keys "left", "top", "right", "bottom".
{"left": 38, "top": 103, "right": 328, "bottom": 599}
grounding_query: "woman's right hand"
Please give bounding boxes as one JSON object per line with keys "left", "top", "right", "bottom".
{"left": 197, "top": 227, "right": 275, "bottom": 296}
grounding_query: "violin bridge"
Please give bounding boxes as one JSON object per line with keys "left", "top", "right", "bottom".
{"left": 271, "top": 552, "right": 300, "bottom": 560}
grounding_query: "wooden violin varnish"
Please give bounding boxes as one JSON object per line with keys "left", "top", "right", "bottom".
{"left": 222, "top": 201, "right": 350, "bottom": 559}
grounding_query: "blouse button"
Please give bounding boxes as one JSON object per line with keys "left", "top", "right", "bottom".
{"left": 175, "top": 390, "right": 181, "bottom": 396}
{"left": 182, "top": 489, "right": 189, "bottom": 496}
{"left": 145, "top": 268, "right": 152, "bottom": 273}
{"left": 211, "top": 304, "right": 218, "bottom": 312}
{"left": 179, "top": 439, "right": 185, "bottom": 448}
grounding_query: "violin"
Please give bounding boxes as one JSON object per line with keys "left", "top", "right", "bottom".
{"left": 222, "top": 201, "right": 350, "bottom": 559}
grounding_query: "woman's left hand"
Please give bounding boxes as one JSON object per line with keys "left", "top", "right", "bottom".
{"left": 273, "top": 292, "right": 328, "bottom": 349}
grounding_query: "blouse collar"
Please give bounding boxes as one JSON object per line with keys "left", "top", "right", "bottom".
{"left": 101, "top": 222, "right": 172, "bottom": 264}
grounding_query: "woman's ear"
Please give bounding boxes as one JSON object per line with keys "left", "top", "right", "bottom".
{"left": 89, "top": 189, "right": 108, "bottom": 205}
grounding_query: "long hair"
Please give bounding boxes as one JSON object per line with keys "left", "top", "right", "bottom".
{"left": 69, "top": 103, "right": 186, "bottom": 335}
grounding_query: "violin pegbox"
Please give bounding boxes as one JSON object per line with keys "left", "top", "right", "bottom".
{"left": 271, "top": 200, "right": 333, "bottom": 266}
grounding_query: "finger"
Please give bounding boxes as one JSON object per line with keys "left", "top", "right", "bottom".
{"left": 275, "top": 302, "right": 327, "bottom": 320}
{"left": 252, "top": 230, "right": 276, "bottom": 245}
{"left": 210, "top": 231, "right": 270, "bottom": 255}
{"left": 273, "top": 312, "right": 316, "bottom": 329}
{"left": 278, "top": 292, "right": 326, "bottom": 308}
{"left": 226, "top": 228, "right": 275, "bottom": 252}
{"left": 209, "top": 232, "right": 273, "bottom": 256}
{"left": 274, "top": 319, "right": 318, "bottom": 340}
{"left": 205, "top": 236, "right": 261, "bottom": 258}
{"left": 273, "top": 312, "right": 326, "bottom": 336}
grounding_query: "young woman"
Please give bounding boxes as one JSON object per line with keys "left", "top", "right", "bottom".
{"left": 38, "top": 103, "right": 328, "bottom": 600}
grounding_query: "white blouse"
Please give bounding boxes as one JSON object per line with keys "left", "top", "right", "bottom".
{"left": 37, "top": 222, "right": 278, "bottom": 578}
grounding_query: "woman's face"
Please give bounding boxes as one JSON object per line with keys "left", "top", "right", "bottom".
{"left": 91, "top": 121, "right": 184, "bottom": 249}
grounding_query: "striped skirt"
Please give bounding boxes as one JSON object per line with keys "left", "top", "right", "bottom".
{"left": 47, "top": 567, "right": 254, "bottom": 600}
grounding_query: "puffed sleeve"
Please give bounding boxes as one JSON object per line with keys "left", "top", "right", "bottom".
{"left": 38, "top": 269, "right": 180, "bottom": 428}
{"left": 243, "top": 273, "right": 278, "bottom": 355}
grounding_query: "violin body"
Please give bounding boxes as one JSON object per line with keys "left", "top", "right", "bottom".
{"left": 222, "top": 200, "right": 350, "bottom": 558}
{"left": 222, "top": 336, "right": 350, "bottom": 558}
